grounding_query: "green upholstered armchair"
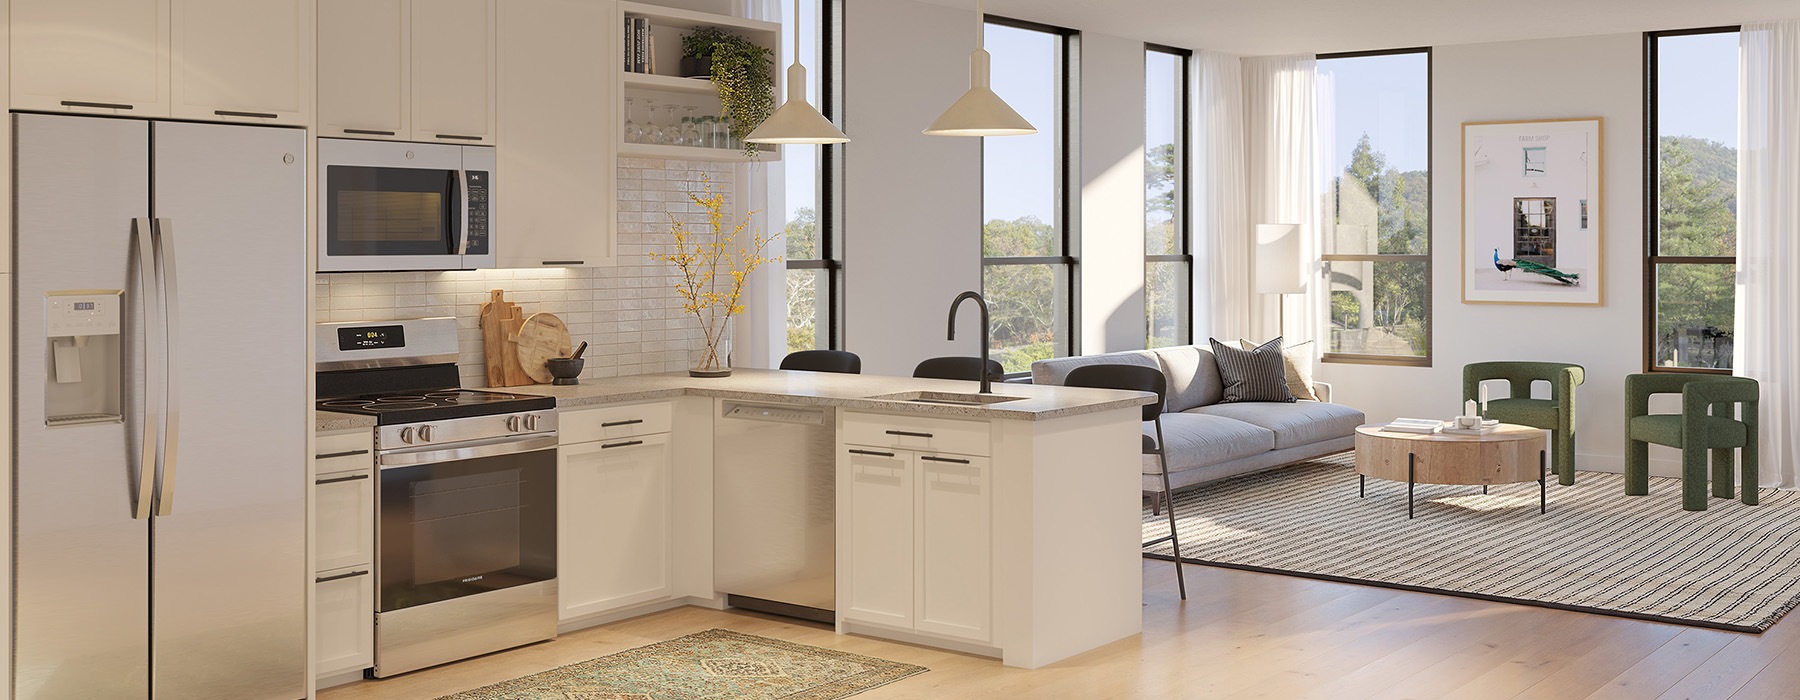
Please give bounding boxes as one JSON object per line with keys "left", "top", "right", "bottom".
{"left": 1464, "top": 362, "right": 1584, "bottom": 486}
{"left": 1625, "top": 374, "right": 1759, "bottom": 511}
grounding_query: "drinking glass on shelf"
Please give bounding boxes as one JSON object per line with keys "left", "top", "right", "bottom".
{"left": 659, "top": 105, "right": 680, "bottom": 145}
{"left": 682, "top": 107, "right": 701, "bottom": 147}
{"left": 623, "top": 97, "right": 645, "bottom": 143}
{"left": 643, "top": 99, "right": 665, "bottom": 145}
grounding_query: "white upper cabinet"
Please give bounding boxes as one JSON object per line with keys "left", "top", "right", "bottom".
{"left": 496, "top": 0, "right": 615, "bottom": 267}
{"left": 410, "top": 0, "right": 494, "bottom": 143}
{"left": 318, "top": 0, "right": 494, "bottom": 143}
{"left": 317, "top": 0, "right": 407, "bottom": 138}
{"left": 12, "top": 0, "right": 311, "bottom": 123}
{"left": 11, "top": 0, "right": 171, "bottom": 116}
{"left": 170, "top": 0, "right": 314, "bottom": 125}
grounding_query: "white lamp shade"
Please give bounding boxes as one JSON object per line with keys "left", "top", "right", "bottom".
{"left": 1254, "top": 223, "right": 1305, "bottom": 294}
{"left": 924, "top": 48, "right": 1036, "bottom": 136}
{"left": 746, "top": 63, "right": 848, "bottom": 144}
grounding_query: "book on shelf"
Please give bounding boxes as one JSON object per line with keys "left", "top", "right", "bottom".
{"left": 1385, "top": 418, "right": 1443, "bottom": 434}
{"left": 634, "top": 17, "right": 649, "bottom": 73}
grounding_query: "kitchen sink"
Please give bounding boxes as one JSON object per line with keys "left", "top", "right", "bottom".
{"left": 867, "top": 391, "right": 1029, "bottom": 406}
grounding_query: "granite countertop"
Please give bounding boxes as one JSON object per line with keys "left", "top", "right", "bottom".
{"left": 510, "top": 367, "right": 1155, "bottom": 421}
{"left": 315, "top": 368, "right": 1153, "bottom": 433}
{"left": 315, "top": 410, "right": 378, "bottom": 432}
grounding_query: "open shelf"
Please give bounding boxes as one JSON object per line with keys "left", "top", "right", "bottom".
{"left": 619, "top": 142, "right": 778, "bottom": 163}
{"left": 624, "top": 72, "right": 717, "bottom": 94}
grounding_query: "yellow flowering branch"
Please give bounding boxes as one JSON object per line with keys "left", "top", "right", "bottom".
{"left": 648, "top": 177, "right": 780, "bottom": 372}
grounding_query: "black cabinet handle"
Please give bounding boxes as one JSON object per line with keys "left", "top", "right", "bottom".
{"left": 315, "top": 473, "right": 371, "bottom": 486}
{"left": 315, "top": 570, "right": 369, "bottom": 584}
{"left": 315, "top": 449, "right": 371, "bottom": 460}
{"left": 214, "top": 109, "right": 278, "bottom": 119}
{"left": 434, "top": 133, "right": 484, "bottom": 141}
{"left": 921, "top": 455, "right": 972, "bottom": 464}
{"left": 601, "top": 440, "right": 644, "bottom": 449}
{"left": 849, "top": 449, "right": 896, "bottom": 457}
{"left": 885, "top": 430, "right": 933, "bottom": 438}
{"left": 601, "top": 419, "right": 644, "bottom": 428}
{"left": 343, "top": 128, "right": 397, "bottom": 136}
{"left": 62, "top": 100, "right": 133, "bottom": 110}
{"left": 542, "top": 260, "right": 586, "bottom": 265}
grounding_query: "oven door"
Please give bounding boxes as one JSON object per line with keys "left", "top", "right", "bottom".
{"left": 317, "top": 138, "right": 490, "bottom": 271}
{"left": 375, "top": 434, "right": 557, "bottom": 613}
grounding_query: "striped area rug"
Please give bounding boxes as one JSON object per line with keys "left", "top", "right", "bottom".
{"left": 1142, "top": 452, "right": 1800, "bottom": 632}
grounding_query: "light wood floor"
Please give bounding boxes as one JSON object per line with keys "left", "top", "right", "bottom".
{"left": 320, "top": 560, "right": 1800, "bottom": 700}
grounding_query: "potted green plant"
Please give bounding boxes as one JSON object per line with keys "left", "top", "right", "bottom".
{"left": 680, "top": 26, "right": 774, "bottom": 157}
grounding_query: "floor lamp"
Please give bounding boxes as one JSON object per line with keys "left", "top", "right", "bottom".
{"left": 1255, "top": 223, "right": 1304, "bottom": 340}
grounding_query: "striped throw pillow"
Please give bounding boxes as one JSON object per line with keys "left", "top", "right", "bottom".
{"left": 1209, "top": 337, "right": 1296, "bottom": 403}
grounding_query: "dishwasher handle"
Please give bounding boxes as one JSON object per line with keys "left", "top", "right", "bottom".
{"left": 720, "top": 402, "right": 828, "bottom": 425}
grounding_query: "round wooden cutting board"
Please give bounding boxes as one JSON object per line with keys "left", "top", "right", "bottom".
{"left": 514, "top": 312, "right": 573, "bottom": 384}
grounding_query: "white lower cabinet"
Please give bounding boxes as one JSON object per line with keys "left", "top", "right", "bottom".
{"left": 312, "top": 429, "right": 375, "bottom": 679}
{"left": 841, "top": 443, "right": 992, "bottom": 644}
{"left": 313, "top": 566, "right": 375, "bottom": 676}
{"left": 558, "top": 411, "right": 673, "bottom": 621}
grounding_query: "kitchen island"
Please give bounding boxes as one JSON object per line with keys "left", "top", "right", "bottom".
{"left": 316, "top": 368, "right": 1154, "bottom": 671}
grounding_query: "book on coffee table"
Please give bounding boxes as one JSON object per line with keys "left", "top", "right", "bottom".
{"left": 1385, "top": 418, "right": 1444, "bottom": 434}
{"left": 1441, "top": 419, "right": 1502, "bottom": 435}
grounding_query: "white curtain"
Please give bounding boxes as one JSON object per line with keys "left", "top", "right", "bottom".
{"left": 1737, "top": 21, "right": 1800, "bottom": 488}
{"left": 1196, "top": 51, "right": 1250, "bottom": 342}
{"left": 1241, "top": 54, "right": 1320, "bottom": 346}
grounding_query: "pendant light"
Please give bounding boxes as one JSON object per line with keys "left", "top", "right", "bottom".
{"left": 923, "top": 0, "right": 1035, "bottom": 137}
{"left": 745, "top": 0, "right": 848, "bottom": 145}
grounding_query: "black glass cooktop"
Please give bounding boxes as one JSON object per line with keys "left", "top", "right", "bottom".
{"left": 316, "top": 389, "right": 556, "bottom": 424}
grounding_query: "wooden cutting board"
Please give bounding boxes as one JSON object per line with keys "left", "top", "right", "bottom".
{"left": 480, "top": 289, "right": 531, "bottom": 387}
{"left": 514, "top": 312, "right": 573, "bottom": 384}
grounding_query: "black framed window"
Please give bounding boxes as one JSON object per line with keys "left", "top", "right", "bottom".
{"left": 982, "top": 16, "right": 1078, "bottom": 375}
{"left": 784, "top": 0, "right": 844, "bottom": 352}
{"left": 1645, "top": 27, "right": 1739, "bottom": 373}
{"left": 1317, "top": 48, "right": 1432, "bottom": 366}
{"left": 1146, "top": 43, "right": 1191, "bottom": 348}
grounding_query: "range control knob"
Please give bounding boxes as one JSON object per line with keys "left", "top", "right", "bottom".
{"left": 399, "top": 427, "right": 415, "bottom": 444}
{"left": 524, "top": 413, "right": 541, "bottom": 431}
{"left": 506, "top": 415, "right": 522, "bottom": 432}
{"left": 418, "top": 425, "right": 435, "bottom": 443}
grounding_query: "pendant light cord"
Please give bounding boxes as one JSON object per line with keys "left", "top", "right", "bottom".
{"left": 975, "top": 0, "right": 984, "bottom": 50}
{"left": 792, "top": 0, "right": 801, "bottom": 66}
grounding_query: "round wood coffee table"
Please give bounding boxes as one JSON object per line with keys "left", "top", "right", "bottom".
{"left": 1353, "top": 423, "right": 1548, "bottom": 519}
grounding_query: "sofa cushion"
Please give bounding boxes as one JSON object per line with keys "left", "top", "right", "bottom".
{"left": 1032, "top": 350, "right": 1166, "bottom": 408}
{"left": 1152, "top": 413, "right": 1276, "bottom": 472}
{"left": 1152, "top": 345, "right": 1224, "bottom": 412}
{"left": 1186, "top": 400, "right": 1366, "bottom": 449}
{"left": 1209, "top": 337, "right": 1295, "bottom": 403}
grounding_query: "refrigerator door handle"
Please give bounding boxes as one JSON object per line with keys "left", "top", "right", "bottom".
{"left": 132, "top": 217, "right": 160, "bottom": 520}
{"left": 153, "top": 218, "right": 181, "bottom": 516}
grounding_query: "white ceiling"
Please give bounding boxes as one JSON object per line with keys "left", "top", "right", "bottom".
{"left": 904, "top": 0, "right": 1791, "bottom": 56}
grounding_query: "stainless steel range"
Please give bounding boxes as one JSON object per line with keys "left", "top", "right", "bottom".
{"left": 316, "top": 317, "right": 558, "bottom": 678}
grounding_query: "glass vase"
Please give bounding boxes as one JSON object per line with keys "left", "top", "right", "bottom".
{"left": 690, "top": 312, "right": 733, "bottom": 377}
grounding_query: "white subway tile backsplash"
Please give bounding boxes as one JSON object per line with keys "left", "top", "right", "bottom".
{"left": 314, "top": 159, "right": 736, "bottom": 386}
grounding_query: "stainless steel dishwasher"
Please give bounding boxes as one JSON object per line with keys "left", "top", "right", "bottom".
{"left": 713, "top": 400, "right": 837, "bottom": 623}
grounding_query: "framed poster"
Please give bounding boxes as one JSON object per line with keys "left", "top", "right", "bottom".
{"left": 1461, "top": 118, "right": 1603, "bottom": 305}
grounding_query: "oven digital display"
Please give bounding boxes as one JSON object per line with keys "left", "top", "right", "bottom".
{"left": 338, "top": 325, "right": 406, "bottom": 351}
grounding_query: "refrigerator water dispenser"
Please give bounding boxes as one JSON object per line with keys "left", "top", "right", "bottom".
{"left": 44, "top": 291, "right": 122, "bottom": 426}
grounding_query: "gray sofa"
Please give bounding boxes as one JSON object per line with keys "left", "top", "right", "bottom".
{"left": 1032, "top": 346, "right": 1365, "bottom": 493}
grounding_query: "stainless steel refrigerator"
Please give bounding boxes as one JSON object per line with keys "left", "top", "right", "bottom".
{"left": 12, "top": 113, "right": 308, "bottom": 699}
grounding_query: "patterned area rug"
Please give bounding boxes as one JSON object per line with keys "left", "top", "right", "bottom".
{"left": 435, "top": 629, "right": 926, "bottom": 700}
{"left": 1143, "top": 452, "right": 1800, "bottom": 632}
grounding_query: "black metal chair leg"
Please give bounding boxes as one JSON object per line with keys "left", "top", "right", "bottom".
{"left": 1158, "top": 453, "right": 1185, "bottom": 601}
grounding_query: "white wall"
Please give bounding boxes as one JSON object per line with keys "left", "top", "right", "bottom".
{"left": 1079, "top": 33, "right": 1148, "bottom": 354}
{"left": 842, "top": 0, "right": 984, "bottom": 376}
{"left": 842, "top": 0, "right": 1160, "bottom": 374}
{"left": 1314, "top": 33, "right": 1653, "bottom": 473}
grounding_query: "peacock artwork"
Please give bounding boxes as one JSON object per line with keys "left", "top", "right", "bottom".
{"left": 1494, "top": 249, "right": 1581, "bottom": 286}
{"left": 1462, "top": 117, "right": 1603, "bottom": 305}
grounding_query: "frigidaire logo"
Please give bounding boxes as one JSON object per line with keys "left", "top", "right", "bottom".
{"left": 462, "top": 575, "right": 484, "bottom": 583}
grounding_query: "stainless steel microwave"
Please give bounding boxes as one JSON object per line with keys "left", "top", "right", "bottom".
{"left": 317, "top": 138, "right": 495, "bottom": 272}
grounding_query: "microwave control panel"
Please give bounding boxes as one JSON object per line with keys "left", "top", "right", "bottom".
{"left": 465, "top": 170, "right": 489, "bottom": 255}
